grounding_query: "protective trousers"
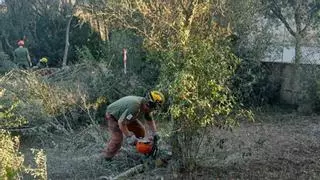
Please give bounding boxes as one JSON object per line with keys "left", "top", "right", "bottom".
{"left": 103, "top": 113, "right": 146, "bottom": 159}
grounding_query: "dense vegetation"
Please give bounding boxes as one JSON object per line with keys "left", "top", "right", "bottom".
{"left": 1, "top": 0, "right": 320, "bottom": 179}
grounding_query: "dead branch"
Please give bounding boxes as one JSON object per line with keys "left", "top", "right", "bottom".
{"left": 98, "top": 164, "right": 146, "bottom": 180}
{"left": 102, "top": 164, "right": 145, "bottom": 180}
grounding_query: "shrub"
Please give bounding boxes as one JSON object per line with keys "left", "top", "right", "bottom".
{"left": 0, "top": 130, "right": 47, "bottom": 180}
{"left": 165, "top": 37, "right": 249, "bottom": 170}
{"left": 0, "top": 130, "right": 24, "bottom": 179}
{"left": 0, "top": 52, "right": 16, "bottom": 74}
{"left": 231, "top": 59, "right": 280, "bottom": 107}
{"left": 100, "top": 0, "right": 253, "bottom": 171}
{"left": 0, "top": 88, "right": 47, "bottom": 180}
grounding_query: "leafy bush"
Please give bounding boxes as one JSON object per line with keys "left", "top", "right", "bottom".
{"left": 0, "top": 95, "right": 28, "bottom": 129}
{"left": 164, "top": 37, "right": 251, "bottom": 170}
{"left": 0, "top": 130, "right": 47, "bottom": 180}
{"left": 0, "top": 52, "right": 16, "bottom": 74}
{"left": 100, "top": 0, "right": 253, "bottom": 171}
{"left": 231, "top": 59, "right": 280, "bottom": 107}
{"left": 75, "top": 46, "right": 96, "bottom": 63}
{"left": 0, "top": 130, "right": 24, "bottom": 179}
{"left": 304, "top": 66, "right": 320, "bottom": 113}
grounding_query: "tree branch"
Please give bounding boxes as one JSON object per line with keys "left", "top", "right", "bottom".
{"left": 110, "top": 164, "right": 144, "bottom": 180}
{"left": 270, "top": 0, "right": 296, "bottom": 36}
{"left": 301, "top": 4, "right": 320, "bottom": 35}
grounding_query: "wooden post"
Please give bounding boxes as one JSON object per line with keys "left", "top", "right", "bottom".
{"left": 123, "top": 48, "right": 127, "bottom": 74}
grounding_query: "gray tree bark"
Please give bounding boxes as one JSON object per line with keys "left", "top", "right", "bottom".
{"left": 62, "top": 15, "right": 73, "bottom": 67}
{"left": 62, "top": 0, "right": 78, "bottom": 67}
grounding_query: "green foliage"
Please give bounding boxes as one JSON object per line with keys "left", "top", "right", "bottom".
{"left": 105, "top": 29, "right": 160, "bottom": 85}
{"left": 69, "top": 18, "right": 103, "bottom": 64}
{"left": 0, "top": 130, "right": 47, "bottom": 180}
{"left": 301, "top": 67, "right": 320, "bottom": 112}
{"left": 231, "top": 59, "right": 280, "bottom": 107}
{"left": 29, "top": 16, "right": 102, "bottom": 66}
{"left": 168, "top": 38, "right": 240, "bottom": 128}
{"left": 1, "top": 0, "right": 103, "bottom": 67}
{"left": 0, "top": 130, "right": 24, "bottom": 180}
{"left": 224, "top": 0, "right": 283, "bottom": 107}
{"left": 0, "top": 95, "right": 28, "bottom": 129}
{"left": 0, "top": 52, "right": 16, "bottom": 74}
{"left": 24, "top": 149, "right": 47, "bottom": 180}
{"left": 0, "top": 51, "right": 10, "bottom": 60}
{"left": 163, "top": 37, "right": 249, "bottom": 169}
{"left": 76, "top": 46, "right": 96, "bottom": 62}
{"left": 0, "top": 87, "right": 47, "bottom": 180}
{"left": 75, "top": 30, "right": 160, "bottom": 89}
{"left": 98, "top": 0, "right": 253, "bottom": 170}
{"left": 314, "top": 80, "right": 320, "bottom": 111}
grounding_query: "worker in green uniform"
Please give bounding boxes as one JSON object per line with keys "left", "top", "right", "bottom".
{"left": 102, "top": 90, "right": 165, "bottom": 161}
{"left": 13, "top": 40, "right": 31, "bottom": 69}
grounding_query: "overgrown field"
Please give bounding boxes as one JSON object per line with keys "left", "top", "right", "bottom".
{"left": 20, "top": 110, "right": 320, "bottom": 179}
{"left": 2, "top": 67, "right": 320, "bottom": 179}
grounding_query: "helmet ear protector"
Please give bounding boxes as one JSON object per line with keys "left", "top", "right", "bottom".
{"left": 146, "top": 101, "right": 157, "bottom": 109}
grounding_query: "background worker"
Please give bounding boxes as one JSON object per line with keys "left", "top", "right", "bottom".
{"left": 13, "top": 40, "right": 31, "bottom": 69}
{"left": 38, "top": 57, "right": 49, "bottom": 68}
{"left": 102, "top": 90, "right": 164, "bottom": 161}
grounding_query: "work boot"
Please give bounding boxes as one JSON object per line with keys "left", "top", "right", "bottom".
{"left": 98, "top": 152, "right": 113, "bottom": 164}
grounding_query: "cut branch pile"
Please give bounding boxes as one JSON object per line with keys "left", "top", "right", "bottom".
{"left": 0, "top": 63, "right": 149, "bottom": 135}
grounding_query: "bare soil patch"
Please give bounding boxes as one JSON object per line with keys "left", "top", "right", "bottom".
{"left": 135, "top": 112, "right": 320, "bottom": 180}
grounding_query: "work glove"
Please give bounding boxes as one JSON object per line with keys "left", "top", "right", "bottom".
{"left": 125, "top": 135, "right": 138, "bottom": 146}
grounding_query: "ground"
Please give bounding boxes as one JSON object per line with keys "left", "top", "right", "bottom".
{"left": 21, "top": 109, "right": 320, "bottom": 180}
{"left": 196, "top": 112, "right": 320, "bottom": 180}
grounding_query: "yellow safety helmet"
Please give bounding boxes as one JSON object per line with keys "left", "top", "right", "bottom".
{"left": 147, "top": 90, "right": 165, "bottom": 108}
{"left": 40, "top": 57, "right": 48, "bottom": 63}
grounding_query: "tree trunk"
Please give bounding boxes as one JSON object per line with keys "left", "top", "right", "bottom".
{"left": 294, "top": 33, "right": 302, "bottom": 64}
{"left": 0, "top": 39, "right": 3, "bottom": 52}
{"left": 294, "top": 1, "right": 303, "bottom": 64}
{"left": 170, "top": 109, "right": 185, "bottom": 173}
{"left": 62, "top": 15, "right": 72, "bottom": 67}
{"left": 62, "top": 0, "right": 78, "bottom": 67}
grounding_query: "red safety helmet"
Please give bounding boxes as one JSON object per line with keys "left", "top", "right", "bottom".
{"left": 17, "top": 40, "right": 24, "bottom": 46}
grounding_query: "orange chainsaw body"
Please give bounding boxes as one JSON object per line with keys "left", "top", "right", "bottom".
{"left": 136, "top": 139, "right": 153, "bottom": 155}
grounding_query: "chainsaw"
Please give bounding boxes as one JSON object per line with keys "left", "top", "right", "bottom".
{"left": 136, "top": 135, "right": 171, "bottom": 168}
{"left": 135, "top": 135, "right": 160, "bottom": 158}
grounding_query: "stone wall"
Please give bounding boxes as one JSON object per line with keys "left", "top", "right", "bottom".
{"left": 263, "top": 62, "right": 319, "bottom": 109}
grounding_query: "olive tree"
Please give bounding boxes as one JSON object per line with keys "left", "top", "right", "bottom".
{"left": 261, "top": 0, "right": 320, "bottom": 64}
